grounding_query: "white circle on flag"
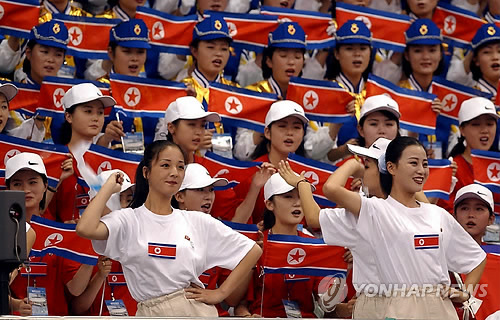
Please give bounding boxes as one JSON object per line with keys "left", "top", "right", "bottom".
{"left": 4, "top": 149, "right": 20, "bottom": 166}
{"left": 419, "top": 239, "right": 425, "bottom": 246}
{"left": 444, "top": 15, "right": 456, "bottom": 34}
{"left": 152, "top": 21, "right": 165, "bottom": 40}
{"left": 0, "top": 5, "right": 5, "bottom": 20}
{"left": 303, "top": 90, "right": 319, "bottom": 110}
{"left": 154, "top": 247, "right": 162, "bottom": 254}
{"left": 304, "top": 171, "right": 319, "bottom": 186}
{"left": 487, "top": 162, "right": 500, "bottom": 182}
{"left": 442, "top": 93, "right": 458, "bottom": 112}
{"left": 355, "top": 16, "right": 372, "bottom": 29}
{"left": 68, "top": 26, "right": 83, "bottom": 46}
{"left": 98, "top": 161, "right": 112, "bottom": 174}
{"left": 124, "top": 87, "right": 141, "bottom": 107}
{"left": 287, "top": 248, "right": 306, "bottom": 265}
{"left": 44, "top": 233, "right": 63, "bottom": 247}
{"left": 227, "top": 22, "right": 237, "bottom": 37}
{"left": 53, "top": 88, "right": 66, "bottom": 109}
{"left": 225, "top": 96, "right": 242, "bottom": 114}
{"left": 81, "top": 197, "right": 88, "bottom": 205}
{"left": 214, "top": 169, "right": 229, "bottom": 178}
{"left": 317, "top": 275, "right": 348, "bottom": 312}
{"left": 112, "top": 275, "right": 117, "bottom": 282}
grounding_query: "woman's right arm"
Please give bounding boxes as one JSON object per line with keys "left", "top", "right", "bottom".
{"left": 322, "top": 158, "right": 364, "bottom": 218}
{"left": 76, "top": 173, "right": 123, "bottom": 240}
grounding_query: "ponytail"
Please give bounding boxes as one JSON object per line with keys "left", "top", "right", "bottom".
{"left": 448, "top": 136, "right": 466, "bottom": 159}
{"left": 263, "top": 208, "right": 276, "bottom": 230}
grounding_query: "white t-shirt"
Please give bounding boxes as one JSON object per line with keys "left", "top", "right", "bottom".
{"left": 92, "top": 206, "right": 255, "bottom": 302}
{"left": 357, "top": 196, "right": 486, "bottom": 287}
{"left": 319, "top": 207, "right": 380, "bottom": 293}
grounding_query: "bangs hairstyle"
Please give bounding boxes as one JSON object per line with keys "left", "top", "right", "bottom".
{"left": 251, "top": 120, "right": 306, "bottom": 160}
{"left": 6, "top": 171, "right": 48, "bottom": 210}
{"left": 402, "top": 44, "right": 445, "bottom": 78}
{"left": 57, "top": 99, "right": 105, "bottom": 145}
{"left": 325, "top": 44, "right": 374, "bottom": 81}
{"left": 379, "top": 136, "right": 426, "bottom": 196}
{"left": 261, "top": 46, "right": 306, "bottom": 80}
{"left": 470, "top": 40, "right": 500, "bottom": 81}
{"left": 357, "top": 110, "right": 401, "bottom": 147}
{"left": 130, "top": 140, "right": 187, "bottom": 209}
{"left": 189, "top": 38, "right": 232, "bottom": 68}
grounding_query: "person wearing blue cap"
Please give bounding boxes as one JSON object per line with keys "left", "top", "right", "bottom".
{"left": 233, "top": 22, "right": 306, "bottom": 161}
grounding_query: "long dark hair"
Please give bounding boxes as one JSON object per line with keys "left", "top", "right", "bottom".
{"left": 325, "top": 44, "right": 374, "bottom": 81}
{"left": 470, "top": 40, "right": 500, "bottom": 81}
{"left": 251, "top": 121, "right": 306, "bottom": 160}
{"left": 448, "top": 119, "right": 499, "bottom": 158}
{"left": 59, "top": 105, "right": 77, "bottom": 145}
{"left": 22, "top": 40, "right": 38, "bottom": 77}
{"left": 357, "top": 110, "right": 401, "bottom": 147}
{"left": 402, "top": 44, "right": 445, "bottom": 78}
{"left": 263, "top": 195, "right": 276, "bottom": 230}
{"left": 6, "top": 172, "right": 48, "bottom": 210}
{"left": 379, "top": 136, "right": 425, "bottom": 196}
{"left": 129, "top": 140, "right": 187, "bottom": 209}
{"left": 261, "top": 46, "right": 306, "bottom": 80}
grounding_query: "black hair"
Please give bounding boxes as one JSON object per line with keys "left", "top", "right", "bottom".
{"left": 129, "top": 140, "right": 187, "bottom": 209}
{"left": 448, "top": 118, "right": 499, "bottom": 158}
{"left": 6, "top": 172, "right": 48, "bottom": 210}
{"left": 379, "top": 136, "right": 426, "bottom": 196}
{"left": 470, "top": 40, "right": 500, "bottom": 81}
{"left": 164, "top": 119, "right": 180, "bottom": 143}
{"left": 357, "top": 110, "right": 401, "bottom": 147}
{"left": 263, "top": 195, "right": 276, "bottom": 230}
{"left": 22, "top": 40, "right": 38, "bottom": 76}
{"left": 402, "top": 44, "right": 445, "bottom": 78}
{"left": 454, "top": 199, "right": 495, "bottom": 217}
{"left": 325, "top": 44, "right": 374, "bottom": 81}
{"left": 59, "top": 104, "right": 77, "bottom": 145}
{"left": 251, "top": 121, "right": 306, "bottom": 160}
{"left": 189, "top": 38, "right": 232, "bottom": 69}
{"left": 261, "top": 46, "right": 306, "bottom": 80}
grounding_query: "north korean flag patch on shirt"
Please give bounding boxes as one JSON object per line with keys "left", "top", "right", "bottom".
{"left": 148, "top": 242, "right": 176, "bottom": 259}
{"left": 414, "top": 234, "right": 439, "bottom": 250}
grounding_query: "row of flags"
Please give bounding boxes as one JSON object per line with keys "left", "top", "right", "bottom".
{"left": 0, "top": 0, "right": 492, "bottom": 57}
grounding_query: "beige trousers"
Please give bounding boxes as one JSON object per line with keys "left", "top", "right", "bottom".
{"left": 136, "top": 288, "right": 219, "bottom": 318}
{"left": 353, "top": 287, "right": 459, "bottom": 320}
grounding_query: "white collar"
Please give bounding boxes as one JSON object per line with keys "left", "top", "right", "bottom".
{"left": 477, "top": 78, "right": 497, "bottom": 96}
{"left": 113, "top": 5, "right": 130, "bottom": 21}
{"left": 408, "top": 74, "right": 433, "bottom": 93}
{"left": 268, "top": 76, "right": 282, "bottom": 97}
{"left": 336, "top": 72, "right": 364, "bottom": 94}
{"left": 44, "top": 0, "right": 71, "bottom": 14}
{"left": 193, "top": 68, "right": 221, "bottom": 88}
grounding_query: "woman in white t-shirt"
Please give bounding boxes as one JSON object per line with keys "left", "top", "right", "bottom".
{"left": 76, "top": 140, "right": 262, "bottom": 317}
{"left": 319, "top": 136, "right": 486, "bottom": 319}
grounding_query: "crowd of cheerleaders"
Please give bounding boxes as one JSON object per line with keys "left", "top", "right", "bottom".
{"left": 1, "top": 0, "right": 500, "bottom": 319}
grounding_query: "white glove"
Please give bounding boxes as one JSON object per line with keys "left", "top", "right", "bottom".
{"left": 326, "top": 20, "right": 337, "bottom": 36}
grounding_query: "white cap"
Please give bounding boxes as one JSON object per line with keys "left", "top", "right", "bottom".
{"left": 265, "top": 100, "right": 308, "bottom": 127}
{"left": 458, "top": 97, "right": 499, "bottom": 125}
{"left": 165, "top": 96, "right": 220, "bottom": 124}
{"left": 0, "top": 83, "right": 18, "bottom": 102}
{"left": 360, "top": 94, "right": 400, "bottom": 120}
{"left": 263, "top": 172, "right": 315, "bottom": 201}
{"left": 62, "top": 83, "right": 116, "bottom": 111}
{"left": 347, "top": 137, "right": 392, "bottom": 160}
{"left": 454, "top": 184, "right": 494, "bottom": 212}
{"left": 99, "top": 169, "right": 134, "bottom": 193}
{"left": 179, "top": 163, "right": 228, "bottom": 191}
{"left": 5, "top": 152, "right": 47, "bottom": 180}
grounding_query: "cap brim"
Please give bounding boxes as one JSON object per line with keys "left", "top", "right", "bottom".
{"left": 66, "top": 95, "right": 116, "bottom": 111}
{"left": 271, "top": 42, "right": 306, "bottom": 49}
{"left": 460, "top": 112, "right": 500, "bottom": 125}
{"left": 361, "top": 106, "right": 401, "bottom": 120}
{"left": 196, "top": 34, "right": 232, "bottom": 42}
{"left": 120, "top": 183, "right": 135, "bottom": 193}
{"left": 180, "top": 177, "right": 229, "bottom": 191}
{"left": 36, "top": 39, "right": 67, "bottom": 51}
{"left": 182, "top": 112, "right": 221, "bottom": 123}
{"left": 347, "top": 144, "right": 380, "bottom": 159}
{"left": 337, "top": 39, "right": 371, "bottom": 45}
{"left": 454, "top": 192, "right": 492, "bottom": 211}
{"left": 407, "top": 39, "right": 442, "bottom": 46}
{"left": 118, "top": 41, "right": 151, "bottom": 49}
{"left": 268, "top": 113, "right": 309, "bottom": 127}
{"left": 6, "top": 166, "right": 46, "bottom": 180}
{"left": 0, "top": 83, "right": 18, "bottom": 101}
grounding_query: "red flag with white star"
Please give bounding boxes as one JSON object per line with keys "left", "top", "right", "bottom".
{"left": 471, "top": 149, "right": 500, "bottom": 193}
{"left": 53, "top": 14, "right": 121, "bottom": 59}
{"left": 1, "top": 81, "right": 39, "bottom": 115}
{"left": 110, "top": 74, "right": 187, "bottom": 118}
{"left": 209, "top": 82, "right": 277, "bottom": 133}
{"left": 422, "top": 159, "right": 453, "bottom": 200}
{"left": 287, "top": 77, "right": 354, "bottom": 123}
{"left": 432, "top": 3, "right": 485, "bottom": 49}
{"left": 136, "top": 6, "right": 197, "bottom": 55}
{"left": 0, "top": 0, "right": 40, "bottom": 38}
{"left": 30, "top": 215, "right": 99, "bottom": 265}
{"left": 475, "top": 246, "right": 500, "bottom": 320}
{"left": 263, "top": 234, "right": 347, "bottom": 277}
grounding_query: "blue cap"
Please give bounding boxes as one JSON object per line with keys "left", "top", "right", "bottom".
{"left": 0, "top": 34, "right": 4, "bottom": 41}
{"left": 110, "top": 19, "right": 151, "bottom": 49}
{"left": 192, "top": 14, "right": 232, "bottom": 42}
{"left": 336, "top": 20, "right": 371, "bottom": 45}
{"left": 30, "top": 20, "right": 68, "bottom": 50}
{"left": 268, "top": 22, "right": 306, "bottom": 49}
{"left": 405, "top": 19, "right": 442, "bottom": 46}
{"left": 472, "top": 23, "right": 500, "bottom": 51}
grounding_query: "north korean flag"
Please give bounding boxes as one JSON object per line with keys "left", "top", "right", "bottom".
{"left": 198, "top": 151, "right": 261, "bottom": 189}
{"left": 205, "top": 10, "right": 278, "bottom": 52}
{"left": 335, "top": 2, "right": 411, "bottom": 52}
{"left": 0, "top": 134, "right": 69, "bottom": 189}
{"left": 30, "top": 215, "right": 99, "bottom": 265}
{"left": 476, "top": 245, "right": 500, "bottom": 320}
{"left": 110, "top": 74, "right": 187, "bottom": 118}
{"left": 108, "top": 272, "right": 127, "bottom": 285}
{"left": 209, "top": 82, "right": 277, "bottom": 133}
{"left": 38, "top": 76, "right": 111, "bottom": 117}
{"left": 423, "top": 159, "right": 453, "bottom": 200}
{"left": 136, "top": 6, "right": 197, "bottom": 55}
{"left": 53, "top": 14, "right": 121, "bottom": 59}
{"left": 432, "top": 2, "right": 485, "bottom": 49}
{"left": 287, "top": 153, "right": 337, "bottom": 207}
{"left": 0, "top": 0, "right": 40, "bottom": 38}
{"left": 414, "top": 234, "right": 439, "bottom": 250}
{"left": 287, "top": 77, "right": 353, "bottom": 123}
{"left": 260, "top": 6, "right": 335, "bottom": 49}
{"left": 1, "top": 81, "right": 40, "bottom": 116}
{"left": 432, "top": 77, "right": 493, "bottom": 125}
{"left": 366, "top": 74, "right": 437, "bottom": 135}
{"left": 148, "top": 242, "right": 176, "bottom": 259}
{"left": 471, "top": 149, "right": 500, "bottom": 193}
{"left": 221, "top": 220, "right": 259, "bottom": 241}
{"left": 263, "top": 234, "right": 347, "bottom": 277}
{"left": 20, "top": 262, "right": 48, "bottom": 277}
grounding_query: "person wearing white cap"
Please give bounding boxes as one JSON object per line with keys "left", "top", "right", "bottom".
{"left": 0, "top": 83, "right": 18, "bottom": 134}
{"left": 439, "top": 97, "right": 499, "bottom": 213}
{"left": 77, "top": 140, "right": 262, "bottom": 317}
{"left": 319, "top": 136, "right": 486, "bottom": 319}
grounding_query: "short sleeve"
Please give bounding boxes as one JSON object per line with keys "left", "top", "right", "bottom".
{"left": 91, "top": 208, "right": 133, "bottom": 261}
{"left": 356, "top": 196, "right": 382, "bottom": 241}
{"left": 203, "top": 216, "right": 255, "bottom": 271}
{"left": 26, "top": 222, "right": 31, "bottom": 232}
{"left": 319, "top": 208, "right": 357, "bottom": 248}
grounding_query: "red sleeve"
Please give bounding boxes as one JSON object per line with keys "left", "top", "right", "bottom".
{"left": 211, "top": 188, "right": 243, "bottom": 221}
